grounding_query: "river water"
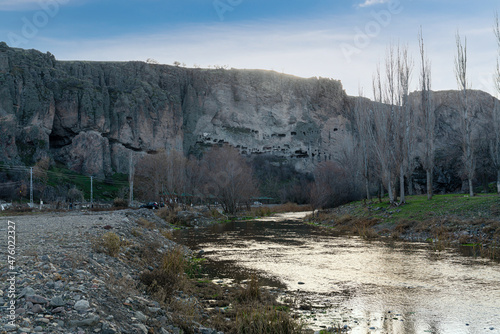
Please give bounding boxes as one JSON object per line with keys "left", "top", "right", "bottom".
{"left": 174, "top": 212, "right": 500, "bottom": 334}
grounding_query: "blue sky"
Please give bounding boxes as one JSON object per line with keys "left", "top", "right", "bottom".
{"left": 0, "top": 0, "right": 498, "bottom": 96}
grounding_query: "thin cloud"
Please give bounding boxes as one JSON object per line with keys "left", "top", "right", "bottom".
{"left": 357, "top": 0, "right": 390, "bottom": 8}
{"left": 20, "top": 11, "right": 498, "bottom": 98}
{"left": 0, "top": 0, "right": 82, "bottom": 11}
{"left": 0, "top": 0, "right": 43, "bottom": 11}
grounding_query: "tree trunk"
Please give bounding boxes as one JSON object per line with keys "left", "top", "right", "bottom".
{"left": 365, "top": 178, "right": 371, "bottom": 202}
{"left": 426, "top": 169, "right": 433, "bottom": 200}
{"left": 388, "top": 177, "right": 395, "bottom": 205}
{"left": 378, "top": 182, "right": 383, "bottom": 203}
{"left": 399, "top": 166, "right": 405, "bottom": 205}
{"left": 497, "top": 169, "right": 500, "bottom": 195}
{"left": 407, "top": 176, "right": 413, "bottom": 196}
{"left": 468, "top": 178, "right": 474, "bottom": 197}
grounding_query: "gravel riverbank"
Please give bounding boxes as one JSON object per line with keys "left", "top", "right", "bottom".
{"left": 0, "top": 209, "right": 221, "bottom": 334}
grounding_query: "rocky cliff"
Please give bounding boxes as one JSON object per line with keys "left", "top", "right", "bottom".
{"left": 0, "top": 43, "right": 498, "bottom": 192}
{"left": 0, "top": 43, "right": 350, "bottom": 177}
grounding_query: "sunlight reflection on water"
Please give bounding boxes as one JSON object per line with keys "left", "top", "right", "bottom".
{"left": 175, "top": 213, "right": 500, "bottom": 334}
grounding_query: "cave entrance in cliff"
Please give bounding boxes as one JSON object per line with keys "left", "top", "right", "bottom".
{"left": 49, "top": 132, "right": 72, "bottom": 149}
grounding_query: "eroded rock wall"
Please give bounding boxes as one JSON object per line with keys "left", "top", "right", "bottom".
{"left": 0, "top": 43, "right": 349, "bottom": 176}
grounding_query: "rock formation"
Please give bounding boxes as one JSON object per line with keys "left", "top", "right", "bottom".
{"left": 0, "top": 43, "right": 352, "bottom": 178}
{"left": 0, "top": 42, "right": 498, "bottom": 193}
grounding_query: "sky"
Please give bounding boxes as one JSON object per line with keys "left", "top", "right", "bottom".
{"left": 0, "top": 0, "right": 498, "bottom": 97}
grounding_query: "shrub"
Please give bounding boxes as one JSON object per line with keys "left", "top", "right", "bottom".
{"left": 237, "top": 276, "right": 261, "bottom": 303}
{"left": 139, "top": 246, "right": 187, "bottom": 302}
{"left": 92, "top": 232, "right": 122, "bottom": 257}
{"left": 250, "top": 206, "right": 272, "bottom": 217}
{"left": 185, "top": 257, "right": 205, "bottom": 279}
{"left": 113, "top": 197, "right": 128, "bottom": 208}
{"left": 130, "top": 228, "right": 143, "bottom": 237}
{"left": 160, "top": 228, "right": 173, "bottom": 240}
{"left": 157, "top": 207, "right": 183, "bottom": 225}
{"left": 234, "top": 305, "right": 303, "bottom": 334}
{"left": 273, "top": 202, "right": 312, "bottom": 213}
{"left": 136, "top": 217, "right": 156, "bottom": 229}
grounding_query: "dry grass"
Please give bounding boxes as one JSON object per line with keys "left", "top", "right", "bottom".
{"left": 157, "top": 207, "right": 188, "bottom": 225}
{"left": 160, "top": 228, "right": 174, "bottom": 240}
{"left": 394, "top": 219, "right": 415, "bottom": 234}
{"left": 272, "top": 202, "right": 312, "bottom": 213}
{"left": 233, "top": 305, "right": 303, "bottom": 334}
{"left": 136, "top": 217, "right": 156, "bottom": 229}
{"left": 130, "top": 227, "right": 143, "bottom": 237}
{"left": 139, "top": 246, "right": 187, "bottom": 302}
{"left": 91, "top": 231, "right": 122, "bottom": 257}
{"left": 248, "top": 206, "right": 272, "bottom": 217}
{"left": 113, "top": 197, "right": 128, "bottom": 208}
{"left": 237, "top": 276, "right": 261, "bottom": 303}
{"left": 168, "top": 297, "right": 203, "bottom": 334}
{"left": 104, "top": 272, "right": 138, "bottom": 299}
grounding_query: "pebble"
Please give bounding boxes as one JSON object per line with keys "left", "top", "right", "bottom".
{"left": 31, "top": 304, "right": 44, "bottom": 313}
{"left": 26, "top": 295, "right": 48, "bottom": 304}
{"left": 134, "top": 323, "right": 149, "bottom": 334}
{"left": 50, "top": 295, "right": 66, "bottom": 307}
{"left": 69, "top": 315, "right": 100, "bottom": 327}
{"left": 134, "top": 310, "right": 148, "bottom": 322}
{"left": 3, "top": 324, "right": 18, "bottom": 332}
{"left": 51, "top": 306, "right": 65, "bottom": 313}
{"left": 19, "top": 287, "right": 35, "bottom": 298}
{"left": 74, "top": 299, "right": 90, "bottom": 311}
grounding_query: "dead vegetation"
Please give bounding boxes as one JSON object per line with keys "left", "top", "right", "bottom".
{"left": 91, "top": 231, "right": 123, "bottom": 257}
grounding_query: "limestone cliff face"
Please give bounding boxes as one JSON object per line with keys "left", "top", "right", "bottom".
{"left": 1, "top": 43, "right": 496, "bottom": 188}
{"left": 0, "top": 43, "right": 349, "bottom": 176}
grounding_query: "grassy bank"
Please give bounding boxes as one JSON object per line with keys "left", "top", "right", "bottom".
{"left": 308, "top": 194, "right": 500, "bottom": 260}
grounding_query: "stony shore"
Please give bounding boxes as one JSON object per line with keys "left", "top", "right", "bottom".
{"left": 0, "top": 209, "right": 222, "bottom": 334}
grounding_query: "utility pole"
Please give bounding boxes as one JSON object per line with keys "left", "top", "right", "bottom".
{"left": 129, "top": 152, "right": 134, "bottom": 206}
{"left": 30, "top": 167, "right": 33, "bottom": 207}
{"left": 90, "top": 176, "right": 93, "bottom": 208}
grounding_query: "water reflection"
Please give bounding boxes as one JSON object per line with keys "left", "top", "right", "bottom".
{"left": 175, "top": 216, "right": 500, "bottom": 333}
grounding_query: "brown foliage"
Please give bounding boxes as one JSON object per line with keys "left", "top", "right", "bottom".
{"left": 200, "top": 145, "right": 258, "bottom": 214}
{"left": 310, "top": 161, "right": 362, "bottom": 210}
{"left": 139, "top": 246, "right": 187, "bottom": 302}
{"left": 134, "top": 149, "right": 188, "bottom": 204}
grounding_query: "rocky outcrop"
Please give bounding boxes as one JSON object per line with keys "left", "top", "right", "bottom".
{"left": 0, "top": 43, "right": 498, "bottom": 190}
{"left": 0, "top": 43, "right": 349, "bottom": 177}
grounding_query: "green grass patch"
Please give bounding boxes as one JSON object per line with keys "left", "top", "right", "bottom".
{"left": 342, "top": 194, "right": 500, "bottom": 224}
{"left": 47, "top": 164, "right": 128, "bottom": 201}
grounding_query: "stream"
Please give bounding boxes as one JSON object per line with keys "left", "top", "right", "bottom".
{"left": 174, "top": 212, "right": 500, "bottom": 334}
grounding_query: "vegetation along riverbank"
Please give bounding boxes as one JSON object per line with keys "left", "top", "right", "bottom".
{"left": 307, "top": 194, "right": 500, "bottom": 260}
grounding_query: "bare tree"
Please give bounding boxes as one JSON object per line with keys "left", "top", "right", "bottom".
{"left": 200, "top": 145, "right": 258, "bottom": 214}
{"left": 135, "top": 152, "right": 166, "bottom": 202}
{"left": 455, "top": 31, "right": 475, "bottom": 197}
{"left": 492, "top": 13, "right": 500, "bottom": 194}
{"left": 496, "top": 12, "right": 500, "bottom": 93}
{"left": 370, "top": 63, "right": 398, "bottom": 205}
{"left": 134, "top": 149, "right": 188, "bottom": 205}
{"left": 163, "top": 150, "right": 188, "bottom": 207}
{"left": 418, "top": 29, "right": 435, "bottom": 199}
{"left": 353, "top": 91, "right": 372, "bottom": 202}
{"left": 369, "top": 43, "right": 413, "bottom": 206}
{"left": 33, "top": 157, "right": 50, "bottom": 199}
{"left": 395, "top": 44, "right": 414, "bottom": 205}
{"left": 310, "top": 160, "right": 361, "bottom": 209}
